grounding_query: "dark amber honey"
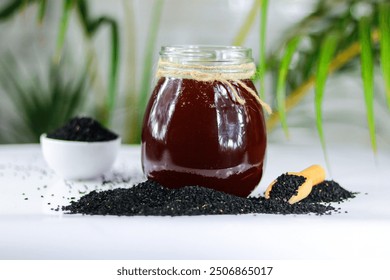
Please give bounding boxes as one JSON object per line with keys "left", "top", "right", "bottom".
{"left": 141, "top": 77, "right": 266, "bottom": 197}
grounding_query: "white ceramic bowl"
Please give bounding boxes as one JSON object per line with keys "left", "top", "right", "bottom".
{"left": 40, "top": 134, "right": 121, "bottom": 180}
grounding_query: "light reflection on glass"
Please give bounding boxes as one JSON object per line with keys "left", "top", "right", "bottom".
{"left": 214, "top": 83, "right": 245, "bottom": 151}
{"left": 149, "top": 78, "right": 181, "bottom": 141}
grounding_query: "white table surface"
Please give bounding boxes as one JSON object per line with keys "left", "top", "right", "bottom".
{"left": 0, "top": 143, "right": 389, "bottom": 260}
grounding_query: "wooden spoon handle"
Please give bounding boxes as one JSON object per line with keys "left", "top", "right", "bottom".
{"left": 295, "top": 164, "right": 325, "bottom": 186}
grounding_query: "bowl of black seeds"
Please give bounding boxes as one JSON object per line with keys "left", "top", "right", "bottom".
{"left": 40, "top": 117, "right": 120, "bottom": 180}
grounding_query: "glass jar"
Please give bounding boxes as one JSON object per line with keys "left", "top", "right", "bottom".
{"left": 141, "top": 45, "right": 267, "bottom": 197}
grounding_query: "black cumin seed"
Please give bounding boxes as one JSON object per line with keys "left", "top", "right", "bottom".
{"left": 46, "top": 117, "right": 118, "bottom": 142}
{"left": 304, "top": 180, "right": 356, "bottom": 203}
{"left": 61, "top": 180, "right": 344, "bottom": 217}
{"left": 268, "top": 173, "right": 306, "bottom": 203}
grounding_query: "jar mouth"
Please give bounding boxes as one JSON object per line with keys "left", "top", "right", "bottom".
{"left": 160, "top": 45, "right": 253, "bottom": 65}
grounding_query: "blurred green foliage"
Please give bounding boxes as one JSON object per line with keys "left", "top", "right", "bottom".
{"left": 0, "top": 57, "right": 88, "bottom": 143}
{"left": 262, "top": 0, "right": 390, "bottom": 154}
{"left": 0, "top": 0, "right": 389, "bottom": 151}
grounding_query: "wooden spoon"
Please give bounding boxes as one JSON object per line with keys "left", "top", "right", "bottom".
{"left": 265, "top": 165, "right": 326, "bottom": 204}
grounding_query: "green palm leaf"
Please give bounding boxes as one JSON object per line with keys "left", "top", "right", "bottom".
{"left": 76, "top": 0, "right": 120, "bottom": 126}
{"left": 37, "top": 0, "right": 46, "bottom": 23}
{"left": 0, "top": 0, "right": 24, "bottom": 21}
{"left": 137, "top": 0, "right": 164, "bottom": 143}
{"left": 358, "top": 16, "right": 376, "bottom": 153}
{"left": 276, "top": 36, "right": 300, "bottom": 137}
{"left": 55, "top": 0, "right": 73, "bottom": 62}
{"left": 379, "top": 2, "right": 390, "bottom": 109}
{"left": 258, "top": 0, "right": 269, "bottom": 100}
{"left": 315, "top": 32, "right": 339, "bottom": 163}
{"left": 232, "top": 0, "right": 261, "bottom": 46}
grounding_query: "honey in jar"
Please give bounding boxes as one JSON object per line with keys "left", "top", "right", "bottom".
{"left": 141, "top": 45, "right": 270, "bottom": 197}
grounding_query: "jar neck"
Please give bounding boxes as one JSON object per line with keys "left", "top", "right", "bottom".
{"left": 159, "top": 45, "right": 255, "bottom": 75}
{"left": 155, "top": 45, "right": 272, "bottom": 114}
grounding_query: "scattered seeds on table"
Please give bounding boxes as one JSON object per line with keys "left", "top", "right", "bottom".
{"left": 61, "top": 180, "right": 354, "bottom": 216}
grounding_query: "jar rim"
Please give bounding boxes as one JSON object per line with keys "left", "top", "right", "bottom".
{"left": 160, "top": 45, "right": 253, "bottom": 65}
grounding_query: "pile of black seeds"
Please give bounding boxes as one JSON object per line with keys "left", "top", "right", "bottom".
{"left": 268, "top": 173, "right": 306, "bottom": 203}
{"left": 305, "top": 180, "right": 357, "bottom": 203}
{"left": 47, "top": 117, "right": 118, "bottom": 142}
{"left": 60, "top": 179, "right": 355, "bottom": 216}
